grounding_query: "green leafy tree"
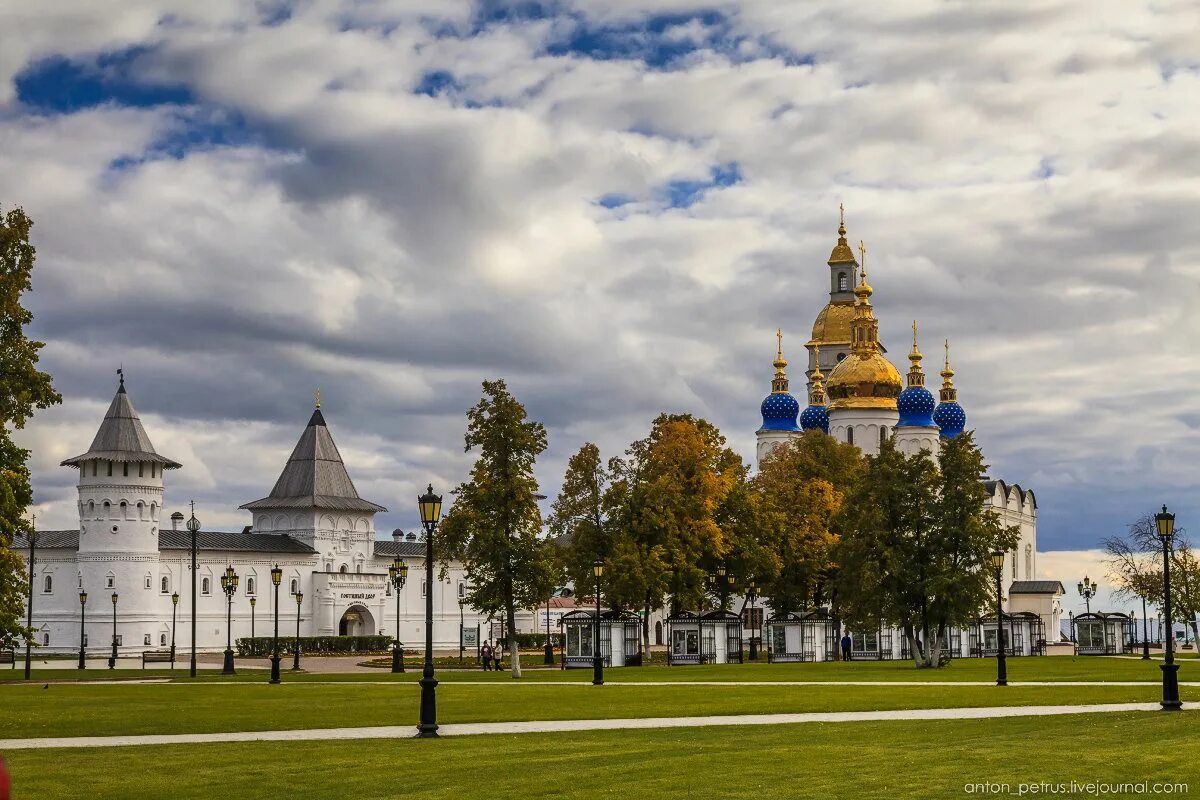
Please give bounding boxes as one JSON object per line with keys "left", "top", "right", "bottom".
{"left": 436, "top": 380, "right": 556, "bottom": 678}
{"left": 548, "top": 443, "right": 612, "bottom": 597}
{"left": 1103, "top": 514, "right": 1164, "bottom": 630}
{"left": 0, "top": 206, "right": 61, "bottom": 647}
{"left": 749, "top": 431, "right": 863, "bottom": 612}
{"left": 836, "top": 433, "right": 1015, "bottom": 668}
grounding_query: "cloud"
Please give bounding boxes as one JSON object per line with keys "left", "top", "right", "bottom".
{"left": 3, "top": 0, "right": 1200, "bottom": 562}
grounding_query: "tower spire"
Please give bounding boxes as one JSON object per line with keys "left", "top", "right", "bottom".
{"left": 827, "top": 205, "right": 856, "bottom": 265}
{"left": 848, "top": 239, "right": 880, "bottom": 357}
{"left": 771, "top": 329, "right": 789, "bottom": 393}
{"left": 809, "top": 344, "right": 827, "bottom": 406}
{"left": 907, "top": 321, "right": 926, "bottom": 388}
{"left": 939, "top": 339, "right": 957, "bottom": 403}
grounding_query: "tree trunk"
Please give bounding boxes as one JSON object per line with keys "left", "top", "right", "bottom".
{"left": 505, "top": 585, "right": 521, "bottom": 679}
{"left": 903, "top": 623, "right": 922, "bottom": 668}
{"left": 643, "top": 594, "right": 651, "bottom": 657}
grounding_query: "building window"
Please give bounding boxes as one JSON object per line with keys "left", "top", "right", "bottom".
{"left": 458, "top": 582, "right": 465, "bottom": 599}
{"left": 43, "top": 633, "right": 50, "bottom": 646}
{"left": 83, "top": 634, "right": 89, "bottom": 646}
{"left": 139, "top": 462, "right": 145, "bottom": 478}
{"left": 246, "top": 577, "right": 256, "bottom": 595}
{"left": 43, "top": 575, "right": 52, "bottom": 594}
{"left": 339, "top": 564, "right": 348, "bottom": 574}
{"left": 160, "top": 633, "right": 167, "bottom": 646}
{"left": 355, "top": 564, "right": 361, "bottom": 574}
{"left": 847, "top": 427, "right": 854, "bottom": 445}
{"left": 1011, "top": 552, "right": 1018, "bottom": 580}
{"left": 838, "top": 272, "right": 848, "bottom": 291}
{"left": 144, "top": 575, "right": 152, "bottom": 590}
{"left": 421, "top": 580, "right": 427, "bottom": 597}
{"left": 107, "top": 462, "right": 113, "bottom": 477}
{"left": 880, "top": 427, "right": 887, "bottom": 446}
{"left": 144, "top": 634, "right": 151, "bottom": 646}
{"left": 123, "top": 463, "right": 129, "bottom": 477}
{"left": 92, "top": 461, "right": 98, "bottom": 477}
{"left": 106, "top": 575, "right": 115, "bottom": 589}
{"left": 324, "top": 562, "right": 333, "bottom": 572}
{"left": 202, "top": 577, "right": 211, "bottom": 595}
{"left": 115, "top": 635, "right": 123, "bottom": 646}
{"left": 161, "top": 576, "right": 169, "bottom": 594}
{"left": 290, "top": 579, "right": 298, "bottom": 595}
{"left": 385, "top": 582, "right": 392, "bottom": 596}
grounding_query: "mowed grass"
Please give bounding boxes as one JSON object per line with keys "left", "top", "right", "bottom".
{"left": 2, "top": 653, "right": 1184, "bottom": 684}
{"left": 5, "top": 712, "right": 1197, "bottom": 800}
{"left": 1, "top": 679, "right": 1195, "bottom": 739}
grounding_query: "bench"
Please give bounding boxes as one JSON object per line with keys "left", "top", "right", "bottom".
{"left": 0, "top": 649, "right": 15, "bottom": 668}
{"left": 768, "top": 651, "right": 814, "bottom": 663}
{"left": 141, "top": 650, "right": 174, "bottom": 668}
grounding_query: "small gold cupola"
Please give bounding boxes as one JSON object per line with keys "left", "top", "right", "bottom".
{"left": 771, "top": 328, "right": 790, "bottom": 394}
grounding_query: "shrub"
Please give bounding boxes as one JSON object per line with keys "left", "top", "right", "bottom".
{"left": 236, "top": 635, "right": 394, "bottom": 657}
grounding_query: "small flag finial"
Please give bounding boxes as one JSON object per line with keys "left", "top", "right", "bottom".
{"left": 315, "top": 388, "right": 321, "bottom": 409}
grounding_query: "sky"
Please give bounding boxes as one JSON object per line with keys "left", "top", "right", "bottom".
{"left": 3, "top": 1, "right": 1199, "bottom": 614}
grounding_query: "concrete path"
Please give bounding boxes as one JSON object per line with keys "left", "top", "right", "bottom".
{"left": 0, "top": 702, "right": 1181, "bottom": 750}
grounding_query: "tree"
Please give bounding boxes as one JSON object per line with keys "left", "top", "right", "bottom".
{"left": 749, "top": 431, "right": 863, "bottom": 612}
{"left": 0, "top": 206, "right": 61, "bottom": 647}
{"left": 436, "top": 380, "right": 556, "bottom": 678}
{"left": 548, "top": 443, "right": 612, "bottom": 597}
{"left": 1103, "top": 514, "right": 1163, "bottom": 632}
{"left": 835, "top": 433, "right": 1015, "bottom": 668}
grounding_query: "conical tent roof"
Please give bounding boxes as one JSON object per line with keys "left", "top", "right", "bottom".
{"left": 61, "top": 379, "right": 181, "bottom": 469}
{"left": 240, "top": 408, "right": 386, "bottom": 513}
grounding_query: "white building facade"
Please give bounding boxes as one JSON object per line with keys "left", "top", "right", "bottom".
{"left": 17, "top": 377, "right": 488, "bottom": 657}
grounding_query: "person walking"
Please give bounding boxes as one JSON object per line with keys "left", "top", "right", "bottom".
{"left": 840, "top": 632, "right": 852, "bottom": 662}
{"left": 481, "top": 639, "right": 493, "bottom": 671}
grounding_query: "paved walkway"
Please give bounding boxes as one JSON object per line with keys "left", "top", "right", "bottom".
{"left": 0, "top": 702, "right": 1183, "bottom": 750}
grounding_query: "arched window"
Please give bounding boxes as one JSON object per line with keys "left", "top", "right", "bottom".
{"left": 160, "top": 633, "right": 167, "bottom": 646}
{"left": 655, "top": 620, "right": 663, "bottom": 645}
{"left": 838, "top": 272, "right": 848, "bottom": 291}
{"left": 161, "top": 576, "right": 169, "bottom": 594}
{"left": 107, "top": 461, "right": 113, "bottom": 477}
{"left": 339, "top": 564, "right": 348, "bottom": 574}
{"left": 43, "top": 575, "right": 52, "bottom": 593}
{"left": 355, "top": 564, "right": 361, "bottom": 574}
{"left": 837, "top": 352, "right": 847, "bottom": 362}
{"left": 880, "top": 427, "right": 888, "bottom": 446}
{"left": 123, "top": 463, "right": 129, "bottom": 477}
{"left": 290, "top": 578, "right": 298, "bottom": 595}
{"left": 92, "top": 461, "right": 98, "bottom": 477}
{"left": 119, "top": 501, "right": 127, "bottom": 519}
{"left": 847, "top": 427, "right": 854, "bottom": 445}
{"left": 324, "top": 562, "right": 333, "bottom": 572}
{"left": 137, "top": 501, "right": 145, "bottom": 520}
{"left": 43, "top": 633, "right": 50, "bottom": 646}
{"left": 87, "top": 500, "right": 95, "bottom": 516}
{"left": 246, "top": 577, "right": 256, "bottom": 595}
{"left": 138, "top": 462, "right": 145, "bottom": 478}
{"left": 103, "top": 501, "right": 111, "bottom": 516}
{"left": 202, "top": 577, "right": 211, "bottom": 595}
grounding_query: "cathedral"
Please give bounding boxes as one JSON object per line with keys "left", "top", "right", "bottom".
{"left": 754, "top": 212, "right": 1062, "bottom": 646}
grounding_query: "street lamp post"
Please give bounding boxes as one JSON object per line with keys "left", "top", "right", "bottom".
{"left": 593, "top": 559, "right": 604, "bottom": 686}
{"left": 170, "top": 592, "right": 179, "bottom": 668}
{"left": 23, "top": 526, "right": 35, "bottom": 680}
{"left": 389, "top": 558, "right": 408, "bottom": 673}
{"left": 990, "top": 549, "right": 1007, "bottom": 687}
{"left": 458, "top": 593, "right": 465, "bottom": 665}
{"left": 1077, "top": 576, "right": 1097, "bottom": 615}
{"left": 293, "top": 591, "right": 303, "bottom": 671}
{"left": 220, "top": 565, "right": 238, "bottom": 675}
{"left": 187, "top": 506, "right": 201, "bottom": 678}
{"left": 250, "top": 596, "right": 256, "bottom": 640}
{"left": 108, "top": 592, "right": 119, "bottom": 669}
{"left": 269, "top": 564, "right": 282, "bottom": 684}
{"left": 416, "top": 484, "right": 443, "bottom": 738}
{"left": 77, "top": 591, "right": 88, "bottom": 670}
{"left": 748, "top": 580, "right": 759, "bottom": 661}
{"left": 1156, "top": 506, "right": 1182, "bottom": 711}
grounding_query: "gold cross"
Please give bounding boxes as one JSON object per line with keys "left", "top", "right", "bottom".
{"left": 776, "top": 328, "right": 783, "bottom": 357}
{"left": 839, "top": 202, "right": 844, "bottom": 226}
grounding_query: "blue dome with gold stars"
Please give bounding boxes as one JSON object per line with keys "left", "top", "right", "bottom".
{"left": 760, "top": 392, "right": 801, "bottom": 431}
{"left": 897, "top": 323, "right": 937, "bottom": 428}
{"left": 933, "top": 400, "right": 966, "bottom": 439}
{"left": 800, "top": 403, "right": 829, "bottom": 433}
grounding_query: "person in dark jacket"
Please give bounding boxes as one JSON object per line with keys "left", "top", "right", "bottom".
{"left": 841, "top": 632, "right": 852, "bottom": 661}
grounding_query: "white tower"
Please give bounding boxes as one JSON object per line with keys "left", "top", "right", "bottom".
{"left": 823, "top": 243, "right": 901, "bottom": 456}
{"left": 61, "top": 372, "right": 181, "bottom": 652}
{"left": 893, "top": 322, "right": 941, "bottom": 458}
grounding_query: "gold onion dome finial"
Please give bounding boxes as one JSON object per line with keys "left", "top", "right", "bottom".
{"left": 907, "top": 321, "right": 925, "bottom": 387}
{"left": 824, "top": 238, "right": 902, "bottom": 410}
{"left": 809, "top": 344, "right": 827, "bottom": 406}
{"left": 771, "top": 328, "right": 789, "bottom": 393}
{"left": 828, "top": 203, "right": 857, "bottom": 265}
{"left": 939, "top": 339, "right": 958, "bottom": 402}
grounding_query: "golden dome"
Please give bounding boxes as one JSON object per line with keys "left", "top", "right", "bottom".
{"left": 809, "top": 302, "right": 855, "bottom": 346}
{"left": 825, "top": 352, "right": 902, "bottom": 410}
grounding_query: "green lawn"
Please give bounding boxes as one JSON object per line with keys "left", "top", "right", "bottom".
{"left": 1, "top": 653, "right": 1186, "bottom": 684}
{"left": 5, "top": 712, "right": 1196, "bottom": 800}
{"left": 1, "top": 679, "right": 1194, "bottom": 739}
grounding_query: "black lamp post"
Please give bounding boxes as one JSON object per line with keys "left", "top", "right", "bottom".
{"left": 187, "top": 505, "right": 201, "bottom": 678}
{"left": 1156, "top": 506, "right": 1182, "bottom": 711}
{"left": 990, "top": 549, "right": 1007, "bottom": 687}
{"left": 108, "top": 591, "right": 119, "bottom": 669}
{"left": 293, "top": 591, "right": 303, "bottom": 671}
{"left": 170, "top": 592, "right": 179, "bottom": 668}
{"left": 389, "top": 558, "right": 408, "bottom": 673}
{"left": 593, "top": 559, "right": 604, "bottom": 686}
{"left": 1077, "top": 575, "right": 1097, "bottom": 615}
{"left": 77, "top": 591, "right": 88, "bottom": 670}
{"left": 416, "top": 484, "right": 443, "bottom": 738}
{"left": 748, "top": 580, "right": 759, "bottom": 661}
{"left": 269, "top": 564, "right": 283, "bottom": 683}
{"left": 220, "top": 564, "right": 238, "bottom": 675}
{"left": 23, "top": 525, "right": 35, "bottom": 680}
{"left": 250, "top": 596, "right": 256, "bottom": 640}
